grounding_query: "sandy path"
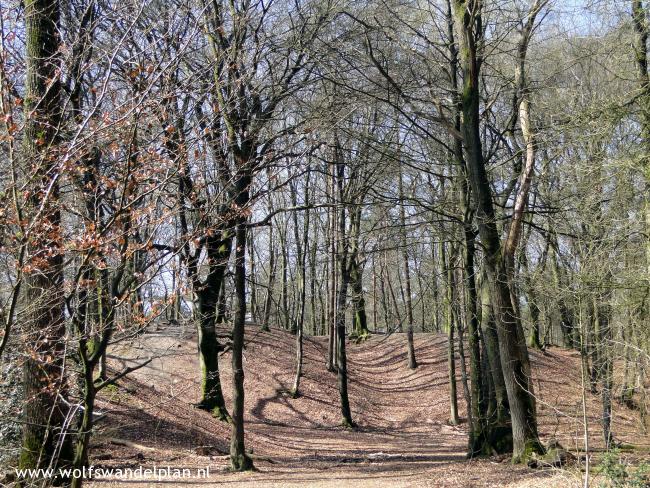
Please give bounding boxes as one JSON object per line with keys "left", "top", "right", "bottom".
{"left": 83, "top": 327, "right": 647, "bottom": 487}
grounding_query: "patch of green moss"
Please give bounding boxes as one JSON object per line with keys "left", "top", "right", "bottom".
{"left": 349, "top": 329, "right": 370, "bottom": 344}
{"left": 102, "top": 383, "right": 119, "bottom": 394}
{"left": 18, "top": 433, "right": 42, "bottom": 471}
{"left": 512, "top": 438, "right": 545, "bottom": 464}
{"left": 229, "top": 453, "right": 255, "bottom": 472}
{"left": 211, "top": 405, "right": 232, "bottom": 424}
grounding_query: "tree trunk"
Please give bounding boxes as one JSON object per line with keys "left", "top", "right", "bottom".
{"left": 452, "top": 0, "right": 543, "bottom": 461}
{"left": 441, "top": 240, "right": 459, "bottom": 426}
{"left": 309, "top": 224, "right": 318, "bottom": 335}
{"left": 550, "top": 241, "right": 575, "bottom": 348}
{"left": 398, "top": 161, "right": 417, "bottom": 368}
{"left": 336, "top": 262, "right": 354, "bottom": 427}
{"left": 70, "top": 368, "right": 96, "bottom": 488}
{"left": 291, "top": 172, "right": 310, "bottom": 398}
{"left": 380, "top": 252, "right": 390, "bottom": 332}
{"left": 479, "top": 275, "right": 510, "bottom": 426}
{"left": 596, "top": 300, "right": 614, "bottom": 449}
{"left": 262, "top": 201, "right": 275, "bottom": 331}
{"left": 521, "top": 252, "right": 543, "bottom": 350}
{"left": 280, "top": 223, "right": 290, "bottom": 332}
{"left": 350, "top": 260, "right": 368, "bottom": 337}
{"left": 195, "top": 272, "right": 230, "bottom": 421}
{"left": 446, "top": 7, "right": 487, "bottom": 447}
{"left": 350, "top": 205, "right": 369, "bottom": 339}
{"left": 20, "top": 0, "right": 73, "bottom": 477}
{"left": 248, "top": 229, "right": 258, "bottom": 323}
{"left": 189, "top": 222, "right": 233, "bottom": 421}
{"left": 335, "top": 152, "right": 354, "bottom": 427}
{"left": 462, "top": 220, "right": 488, "bottom": 455}
{"left": 229, "top": 170, "right": 254, "bottom": 471}
{"left": 372, "top": 255, "right": 379, "bottom": 332}
{"left": 327, "top": 165, "right": 337, "bottom": 371}
{"left": 632, "top": 0, "right": 650, "bottom": 276}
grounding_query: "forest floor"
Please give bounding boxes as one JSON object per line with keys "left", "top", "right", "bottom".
{"left": 86, "top": 325, "right": 650, "bottom": 487}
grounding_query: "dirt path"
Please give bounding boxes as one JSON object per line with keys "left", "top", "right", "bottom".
{"left": 85, "top": 327, "right": 647, "bottom": 487}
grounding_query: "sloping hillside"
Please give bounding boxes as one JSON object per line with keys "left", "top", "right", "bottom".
{"left": 86, "top": 326, "right": 649, "bottom": 487}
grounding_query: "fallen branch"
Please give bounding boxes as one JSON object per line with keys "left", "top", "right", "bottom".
{"left": 106, "top": 437, "right": 158, "bottom": 452}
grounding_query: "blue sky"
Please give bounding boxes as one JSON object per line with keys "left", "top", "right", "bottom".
{"left": 547, "top": 0, "right": 630, "bottom": 36}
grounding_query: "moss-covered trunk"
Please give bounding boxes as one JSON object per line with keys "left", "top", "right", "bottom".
{"left": 20, "top": 0, "right": 74, "bottom": 478}
{"left": 195, "top": 284, "right": 230, "bottom": 421}
{"left": 194, "top": 232, "right": 231, "bottom": 422}
{"left": 452, "top": 0, "right": 543, "bottom": 462}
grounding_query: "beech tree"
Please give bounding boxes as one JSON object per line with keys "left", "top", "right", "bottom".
{"left": 19, "top": 0, "right": 72, "bottom": 475}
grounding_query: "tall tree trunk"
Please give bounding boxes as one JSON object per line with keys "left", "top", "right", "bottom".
{"left": 248, "top": 229, "right": 258, "bottom": 323}
{"left": 631, "top": 6, "right": 650, "bottom": 416}
{"left": 379, "top": 251, "right": 390, "bottom": 332}
{"left": 262, "top": 197, "right": 275, "bottom": 331}
{"left": 431, "top": 241, "right": 441, "bottom": 333}
{"left": 20, "top": 0, "right": 73, "bottom": 476}
{"left": 399, "top": 161, "right": 417, "bottom": 368}
{"left": 327, "top": 166, "right": 337, "bottom": 372}
{"left": 70, "top": 373, "right": 95, "bottom": 488}
{"left": 350, "top": 205, "right": 369, "bottom": 339}
{"left": 309, "top": 224, "right": 318, "bottom": 335}
{"left": 446, "top": 0, "right": 511, "bottom": 455}
{"left": 550, "top": 239, "right": 575, "bottom": 348}
{"left": 632, "top": 0, "right": 650, "bottom": 276}
{"left": 452, "top": 0, "right": 543, "bottom": 461}
{"left": 386, "top": 252, "right": 403, "bottom": 330}
{"left": 350, "top": 260, "right": 368, "bottom": 337}
{"left": 416, "top": 263, "right": 427, "bottom": 332}
{"left": 620, "top": 320, "right": 635, "bottom": 407}
{"left": 335, "top": 150, "right": 354, "bottom": 428}
{"left": 441, "top": 240, "right": 459, "bottom": 426}
{"left": 596, "top": 300, "right": 614, "bottom": 449}
{"left": 587, "top": 299, "right": 600, "bottom": 394}
{"left": 172, "top": 115, "right": 231, "bottom": 422}
{"left": 462, "top": 218, "right": 488, "bottom": 454}
{"left": 521, "top": 251, "right": 543, "bottom": 350}
{"left": 372, "top": 255, "right": 379, "bottom": 332}
{"left": 229, "top": 170, "right": 254, "bottom": 471}
{"left": 195, "top": 258, "right": 230, "bottom": 421}
{"left": 456, "top": 283, "right": 474, "bottom": 439}
{"left": 280, "top": 223, "right": 290, "bottom": 331}
{"left": 445, "top": 5, "right": 487, "bottom": 449}
{"left": 336, "top": 260, "right": 354, "bottom": 427}
{"left": 186, "top": 200, "right": 232, "bottom": 423}
{"left": 479, "top": 274, "right": 510, "bottom": 427}
{"left": 291, "top": 172, "right": 310, "bottom": 398}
